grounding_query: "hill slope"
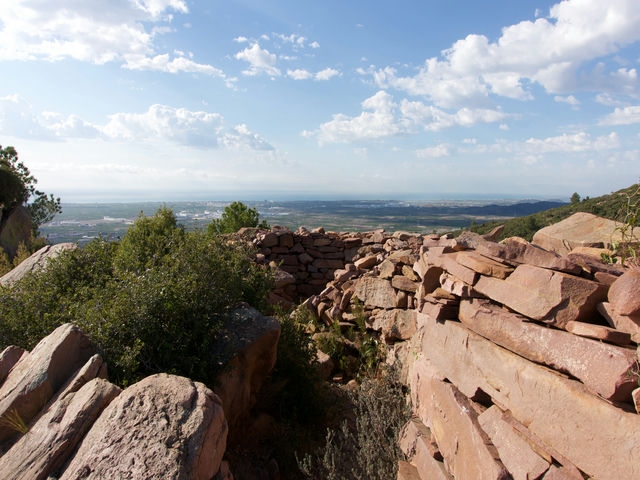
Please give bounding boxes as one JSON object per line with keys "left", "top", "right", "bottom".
{"left": 467, "top": 183, "right": 640, "bottom": 241}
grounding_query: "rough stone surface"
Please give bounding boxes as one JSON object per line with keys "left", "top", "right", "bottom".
{"left": 212, "top": 305, "right": 280, "bottom": 442}
{"left": 0, "top": 346, "right": 26, "bottom": 386}
{"left": 368, "top": 309, "right": 417, "bottom": 342}
{"left": 0, "top": 324, "right": 96, "bottom": 446}
{"left": 532, "top": 212, "right": 623, "bottom": 255}
{"left": 60, "top": 374, "right": 227, "bottom": 480}
{"left": 354, "top": 277, "right": 397, "bottom": 309}
{"left": 478, "top": 405, "right": 550, "bottom": 480}
{"left": 0, "top": 378, "right": 121, "bottom": 480}
{"left": 455, "top": 250, "right": 513, "bottom": 279}
{"left": 422, "top": 377, "right": 510, "bottom": 480}
{"left": 0, "top": 243, "right": 76, "bottom": 286}
{"left": 608, "top": 268, "right": 640, "bottom": 316}
{"left": 565, "top": 320, "right": 632, "bottom": 346}
{"left": 420, "top": 314, "right": 640, "bottom": 480}
{"left": 473, "top": 264, "right": 608, "bottom": 328}
{"left": 459, "top": 299, "right": 638, "bottom": 402}
{"left": 399, "top": 417, "right": 451, "bottom": 480}
{"left": 598, "top": 301, "right": 640, "bottom": 342}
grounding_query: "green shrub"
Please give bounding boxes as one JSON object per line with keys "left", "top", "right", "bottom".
{"left": 0, "top": 208, "right": 273, "bottom": 387}
{"left": 208, "top": 201, "right": 269, "bottom": 235}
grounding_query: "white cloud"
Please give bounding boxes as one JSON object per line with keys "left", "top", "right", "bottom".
{"left": 235, "top": 43, "right": 281, "bottom": 77}
{"left": 305, "top": 91, "right": 506, "bottom": 144}
{"left": 310, "top": 41, "right": 320, "bottom": 49}
{"left": 0, "top": 0, "right": 227, "bottom": 80}
{"left": 599, "top": 105, "right": 640, "bottom": 125}
{"left": 287, "top": 67, "right": 340, "bottom": 81}
{"left": 287, "top": 69, "right": 313, "bottom": 80}
{"left": 0, "top": 96, "right": 275, "bottom": 151}
{"left": 315, "top": 68, "right": 340, "bottom": 81}
{"left": 554, "top": 95, "right": 580, "bottom": 106}
{"left": 523, "top": 132, "right": 620, "bottom": 153}
{"left": 416, "top": 144, "right": 451, "bottom": 158}
{"left": 371, "top": 0, "right": 640, "bottom": 107}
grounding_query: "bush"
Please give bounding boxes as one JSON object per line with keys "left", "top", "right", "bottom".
{"left": 0, "top": 208, "right": 273, "bottom": 387}
{"left": 298, "top": 369, "right": 409, "bottom": 480}
{"left": 208, "top": 201, "right": 269, "bottom": 235}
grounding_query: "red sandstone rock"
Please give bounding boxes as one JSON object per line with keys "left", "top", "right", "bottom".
{"left": 478, "top": 405, "right": 550, "bottom": 480}
{"left": 397, "top": 460, "right": 422, "bottom": 480}
{"left": 426, "top": 251, "right": 478, "bottom": 285}
{"left": 472, "top": 237, "right": 582, "bottom": 274}
{"left": 423, "top": 377, "right": 510, "bottom": 480}
{"left": 608, "top": 268, "right": 640, "bottom": 316}
{"left": 392, "top": 274, "right": 419, "bottom": 293}
{"left": 455, "top": 250, "right": 514, "bottom": 279}
{"left": 0, "top": 378, "right": 121, "bottom": 480}
{"left": 564, "top": 320, "right": 632, "bottom": 345}
{"left": 473, "top": 264, "right": 607, "bottom": 328}
{"left": 459, "top": 299, "right": 638, "bottom": 402}
{"left": 598, "top": 301, "right": 640, "bottom": 343}
{"left": 0, "top": 324, "right": 96, "bottom": 446}
{"left": 354, "top": 277, "right": 397, "bottom": 309}
{"left": 368, "top": 309, "right": 417, "bottom": 342}
{"left": 532, "top": 212, "right": 623, "bottom": 255}
{"left": 398, "top": 417, "right": 451, "bottom": 480}
{"left": 419, "top": 313, "right": 640, "bottom": 479}
{"left": 354, "top": 254, "right": 378, "bottom": 269}
{"left": 60, "top": 374, "right": 227, "bottom": 480}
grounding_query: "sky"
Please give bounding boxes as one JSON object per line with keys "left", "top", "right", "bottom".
{"left": 1, "top": 0, "right": 640, "bottom": 202}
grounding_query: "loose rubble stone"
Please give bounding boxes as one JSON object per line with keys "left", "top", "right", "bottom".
{"left": 608, "top": 268, "right": 640, "bottom": 316}
{"left": 354, "top": 277, "right": 397, "bottom": 309}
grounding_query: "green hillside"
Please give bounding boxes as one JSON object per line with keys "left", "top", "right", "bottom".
{"left": 467, "top": 183, "right": 640, "bottom": 241}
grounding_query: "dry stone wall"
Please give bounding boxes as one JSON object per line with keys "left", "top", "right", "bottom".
{"left": 283, "top": 213, "right": 640, "bottom": 480}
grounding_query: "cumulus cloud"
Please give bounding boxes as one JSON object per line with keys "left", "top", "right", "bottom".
{"left": 235, "top": 43, "right": 281, "bottom": 77}
{"left": 305, "top": 90, "right": 506, "bottom": 144}
{"left": 287, "top": 67, "right": 340, "bottom": 81}
{"left": 599, "top": 105, "right": 640, "bottom": 125}
{"left": 0, "top": 0, "right": 228, "bottom": 81}
{"left": 554, "top": 95, "right": 580, "bottom": 106}
{"left": 371, "top": 0, "right": 640, "bottom": 107}
{"left": 0, "top": 95, "right": 275, "bottom": 151}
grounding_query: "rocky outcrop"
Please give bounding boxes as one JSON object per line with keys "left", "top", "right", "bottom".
{"left": 0, "top": 309, "right": 280, "bottom": 479}
{"left": 0, "top": 242, "right": 76, "bottom": 286}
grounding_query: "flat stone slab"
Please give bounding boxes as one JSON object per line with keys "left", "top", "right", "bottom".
{"left": 419, "top": 313, "right": 640, "bottom": 480}
{"left": 459, "top": 299, "right": 638, "bottom": 402}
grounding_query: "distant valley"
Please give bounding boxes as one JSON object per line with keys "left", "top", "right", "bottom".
{"left": 40, "top": 199, "right": 568, "bottom": 245}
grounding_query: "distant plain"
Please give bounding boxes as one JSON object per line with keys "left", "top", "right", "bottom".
{"left": 40, "top": 199, "right": 567, "bottom": 245}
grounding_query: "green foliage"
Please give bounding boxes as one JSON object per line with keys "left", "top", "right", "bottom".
{"left": 601, "top": 182, "right": 639, "bottom": 267}
{"left": 298, "top": 370, "right": 409, "bottom": 480}
{"left": 467, "top": 182, "right": 640, "bottom": 242}
{"left": 271, "top": 307, "right": 326, "bottom": 425}
{"left": 0, "top": 145, "right": 61, "bottom": 235}
{"left": 0, "top": 207, "right": 273, "bottom": 387}
{"left": 570, "top": 192, "right": 581, "bottom": 204}
{"left": 208, "top": 201, "right": 269, "bottom": 235}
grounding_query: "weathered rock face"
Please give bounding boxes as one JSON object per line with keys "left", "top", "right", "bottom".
{"left": 212, "top": 304, "right": 280, "bottom": 443}
{"left": 0, "top": 323, "right": 96, "bottom": 446}
{"left": 60, "top": 373, "right": 227, "bottom": 480}
{"left": 608, "top": 268, "right": 640, "bottom": 316}
{"left": 532, "top": 212, "right": 623, "bottom": 255}
{"left": 0, "top": 205, "right": 32, "bottom": 259}
{"left": 0, "top": 242, "right": 77, "bottom": 286}
{"left": 0, "top": 378, "right": 121, "bottom": 480}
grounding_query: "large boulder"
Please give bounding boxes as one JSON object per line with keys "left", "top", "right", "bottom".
{"left": 0, "top": 243, "right": 76, "bottom": 286}
{"left": 60, "top": 374, "right": 227, "bottom": 480}
{"left": 608, "top": 268, "right": 640, "bottom": 316}
{"left": 532, "top": 212, "right": 622, "bottom": 255}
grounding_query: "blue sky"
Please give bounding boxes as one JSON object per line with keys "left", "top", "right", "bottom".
{"left": 1, "top": 0, "right": 639, "bottom": 202}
